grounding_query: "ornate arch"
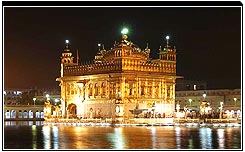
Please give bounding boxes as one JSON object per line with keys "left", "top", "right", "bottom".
{"left": 67, "top": 103, "right": 77, "bottom": 118}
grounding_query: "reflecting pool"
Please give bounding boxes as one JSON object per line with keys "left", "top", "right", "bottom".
{"left": 4, "top": 121, "right": 241, "bottom": 149}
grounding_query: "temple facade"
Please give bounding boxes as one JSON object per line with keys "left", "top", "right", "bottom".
{"left": 56, "top": 32, "right": 181, "bottom": 120}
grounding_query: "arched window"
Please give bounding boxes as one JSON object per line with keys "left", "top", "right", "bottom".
{"left": 155, "top": 83, "right": 159, "bottom": 97}
{"left": 141, "top": 85, "right": 145, "bottom": 95}
{"left": 88, "top": 83, "right": 93, "bottom": 97}
{"left": 18, "top": 110, "right": 22, "bottom": 118}
{"left": 101, "top": 82, "right": 106, "bottom": 96}
{"left": 148, "top": 83, "right": 152, "bottom": 96}
{"left": 129, "top": 83, "right": 133, "bottom": 96}
{"left": 94, "top": 83, "right": 99, "bottom": 96}
{"left": 11, "top": 110, "right": 16, "bottom": 118}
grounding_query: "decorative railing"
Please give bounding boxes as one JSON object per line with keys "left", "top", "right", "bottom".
{"left": 64, "top": 61, "right": 176, "bottom": 76}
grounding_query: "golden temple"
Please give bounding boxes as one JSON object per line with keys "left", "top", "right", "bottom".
{"left": 56, "top": 29, "right": 181, "bottom": 120}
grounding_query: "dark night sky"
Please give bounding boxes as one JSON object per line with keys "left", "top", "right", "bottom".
{"left": 3, "top": 4, "right": 242, "bottom": 90}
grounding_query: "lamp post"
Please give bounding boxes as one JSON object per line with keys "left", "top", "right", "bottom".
{"left": 118, "top": 91, "right": 121, "bottom": 99}
{"left": 46, "top": 94, "right": 50, "bottom": 101}
{"left": 233, "top": 97, "right": 237, "bottom": 107}
{"left": 45, "top": 94, "right": 51, "bottom": 118}
{"left": 55, "top": 99, "right": 59, "bottom": 105}
{"left": 98, "top": 43, "right": 101, "bottom": 50}
{"left": 219, "top": 102, "right": 223, "bottom": 119}
{"left": 152, "top": 102, "right": 156, "bottom": 118}
{"left": 203, "top": 93, "right": 206, "bottom": 100}
{"left": 33, "top": 97, "right": 36, "bottom": 106}
{"left": 233, "top": 98, "right": 237, "bottom": 118}
{"left": 184, "top": 104, "right": 188, "bottom": 119}
{"left": 176, "top": 103, "right": 180, "bottom": 119}
{"left": 188, "top": 99, "right": 192, "bottom": 107}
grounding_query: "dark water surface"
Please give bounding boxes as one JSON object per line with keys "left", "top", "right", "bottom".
{"left": 4, "top": 121, "right": 241, "bottom": 149}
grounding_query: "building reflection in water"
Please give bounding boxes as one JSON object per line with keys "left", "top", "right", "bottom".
{"left": 29, "top": 121, "right": 33, "bottom": 126}
{"left": 217, "top": 128, "right": 225, "bottom": 149}
{"left": 199, "top": 128, "right": 212, "bottom": 149}
{"left": 225, "top": 127, "right": 239, "bottom": 149}
{"left": 42, "top": 126, "right": 51, "bottom": 149}
{"left": 107, "top": 127, "right": 125, "bottom": 149}
{"left": 32, "top": 125, "right": 37, "bottom": 149}
{"left": 41, "top": 126, "right": 60, "bottom": 149}
{"left": 151, "top": 127, "right": 156, "bottom": 149}
{"left": 188, "top": 138, "right": 194, "bottom": 149}
{"left": 35, "top": 125, "right": 241, "bottom": 149}
{"left": 72, "top": 127, "right": 89, "bottom": 149}
{"left": 52, "top": 126, "right": 59, "bottom": 149}
{"left": 175, "top": 127, "right": 181, "bottom": 149}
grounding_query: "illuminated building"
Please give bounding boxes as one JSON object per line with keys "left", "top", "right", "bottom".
{"left": 56, "top": 29, "right": 181, "bottom": 119}
{"left": 175, "top": 89, "right": 241, "bottom": 118}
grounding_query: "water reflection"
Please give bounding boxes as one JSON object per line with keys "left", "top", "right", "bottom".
{"left": 71, "top": 127, "right": 89, "bottom": 149}
{"left": 4, "top": 122, "right": 241, "bottom": 149}
{"left": 107, "top": 127, "right": 125, "bottom": 149}
{"left": 42, "top": 126, "right": 51, "bottom": 149}
{"left": 32, "top": 125, "right": 37, "bottom": 149}
{"left": 52, "top": 126, "right": 59, "bottom": 149}
{"left": 151, "top": 127, "right": 156, "bottom": 149}
{"left": 217, "top": 128, "right": 225, "bottom": 149}
{"left": 4, "top": 121, "right": 44, "bottom": 126}
{"left": 175, "top": 127, "right": 181, "bottom": 149}
{"left": 199, "top": 128, "right": 212, "bottom": 149}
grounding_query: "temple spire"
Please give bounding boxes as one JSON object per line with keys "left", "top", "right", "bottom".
{"left": 121, "top": 28, "right": 128, "bottom": 41}
{"left": 166, "top": 36, "right": 170, "bottom": 47}
{"left": 145, "top": 43, "right": 149, "bottom": 50}
{"left": 98, "top": 43, "right": 101, "bottom": 51}
{"left": 64, "top": 40, "right": 70, "bottom": 51}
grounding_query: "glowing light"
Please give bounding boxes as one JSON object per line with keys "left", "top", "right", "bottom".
{"left": 42, "top": 126, "right": 51, "bottom": 149}
{"left": 52, "top": 126, "right": 59, "bottom": 149}
{"left": 121, "top": 28, "right": 128, "bottom": 35}
{"left": 199, "top": 128, "right": 212, "bottom": 149}
{"left": 203, "top": 93, "right": 206, "bottom": 98}
{"left": 166, "top": 35, "right": 170, "bottom": 40}
{"left": 98, "top": 43, "right": 101, "bottom": 47}
{"left": 55, "top": 99, "right": 59, "bottom": 103}
{"left": 46, "top": 94, "right": 50, "bottom": 98}
{"left": 65, "top": 40, "right": 69, "bottom": 44}
{"left": 33, "top": 98, "right": 37, "bottom": 105}
{"left": 217, "top": 129, "right": 225, "bottom": 149}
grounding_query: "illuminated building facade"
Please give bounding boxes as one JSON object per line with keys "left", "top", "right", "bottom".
{"left": 175, "top": 89, "right": 241, "bottom": 113}
{"left": 56, "top": 30, "right": 181, "bottom": 119}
